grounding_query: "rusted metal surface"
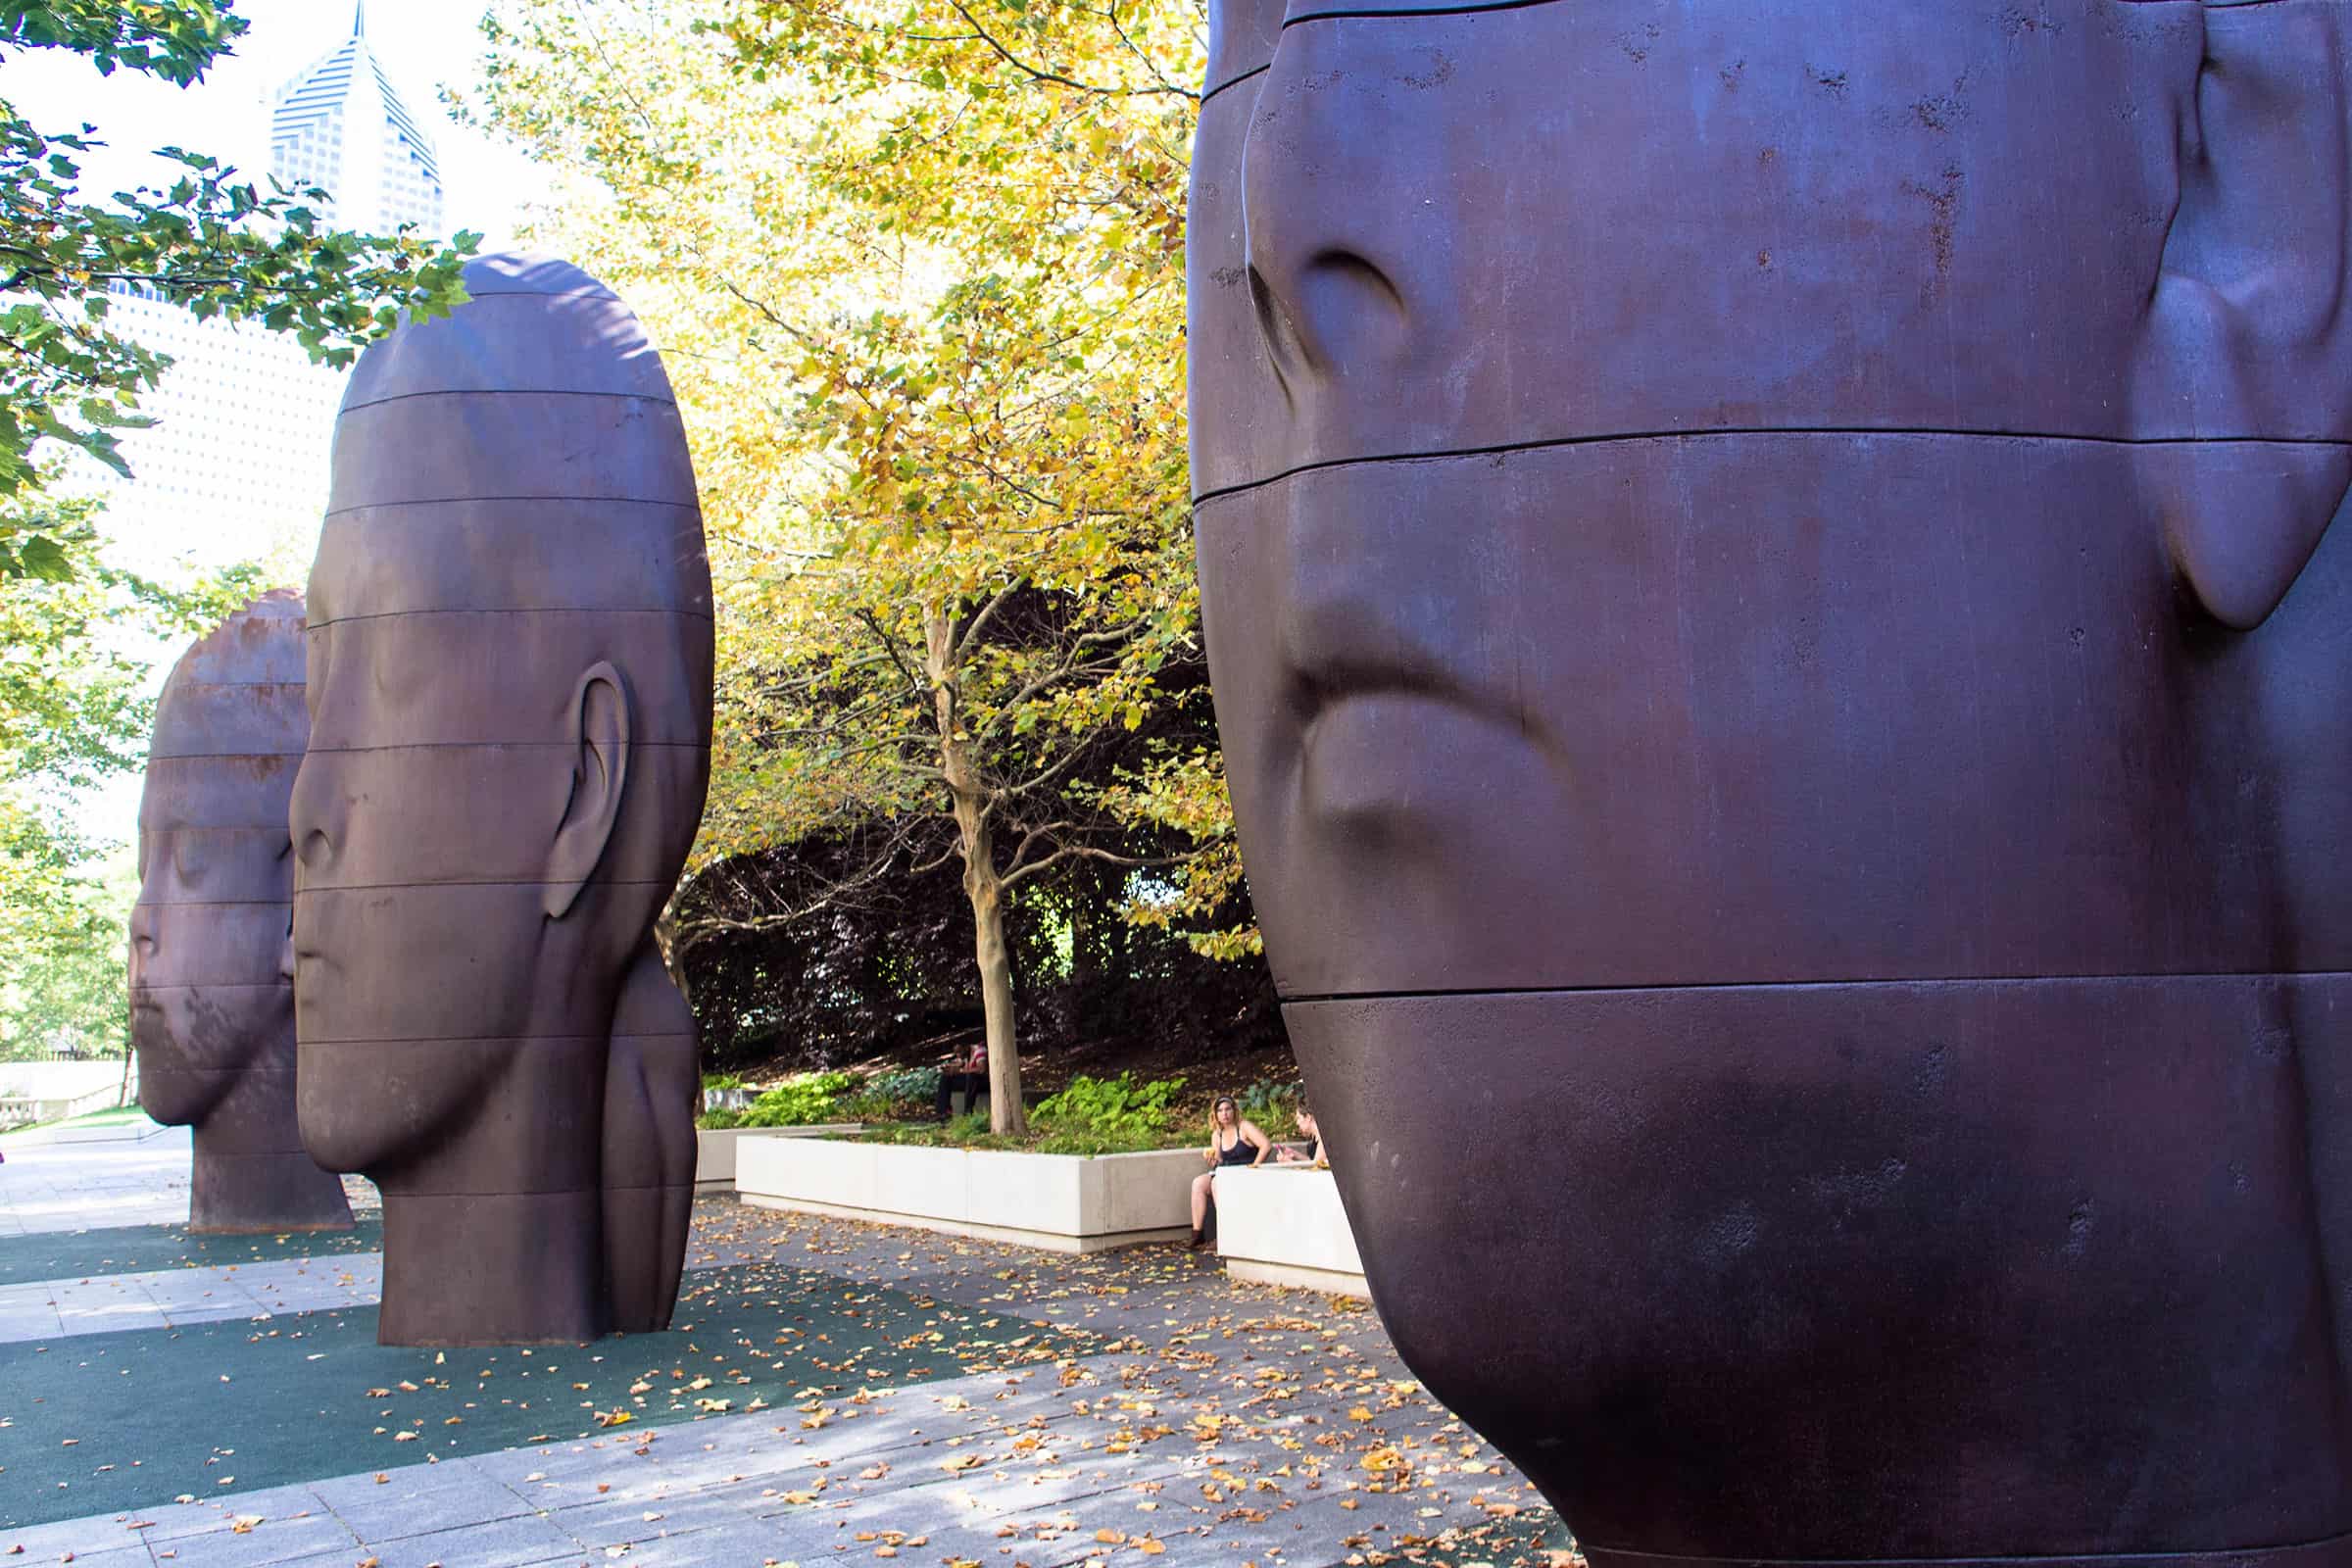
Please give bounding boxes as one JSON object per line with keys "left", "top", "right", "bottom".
{"left": 291, "top": 254, "right": 711, "bottom": 1346}
{"left": 132, "top": 592, "right": 352, "bottom": 1235}
{"left": 1189, "top": 2, "right": 2352, "bottom": 1557}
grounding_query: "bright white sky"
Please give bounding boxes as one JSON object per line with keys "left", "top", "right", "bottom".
{"left": 3, "top": 0, "right": 547, "bottom": 247}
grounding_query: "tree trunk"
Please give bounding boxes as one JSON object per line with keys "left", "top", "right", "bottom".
{"left": 926, "top": 606, "right": 1027, "bottom": 1136}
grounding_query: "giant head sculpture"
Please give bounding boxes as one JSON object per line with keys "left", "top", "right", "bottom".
{"left": 1191, "top": 2, "right": 2352, "bottom": 1560}
{"left": 130, "top": 591, "right": 353, "bottom": 1234}
{"left": 292, "top": 253, "right": 711, "bottom": 1347}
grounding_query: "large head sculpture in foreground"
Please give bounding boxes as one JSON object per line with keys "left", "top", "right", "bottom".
{"left": 293, "top": 253, "right": 711, "bottom": 1347}
{"left": 1191, "top": 2, "right": 2352, "bottom": 1560}
{"left": 131, "top": 592, "right": 352, "bottom": 1234}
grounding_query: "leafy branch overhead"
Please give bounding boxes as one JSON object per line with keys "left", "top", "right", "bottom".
{"left": 0, "top": 0, "right": 483, "bottom": 571}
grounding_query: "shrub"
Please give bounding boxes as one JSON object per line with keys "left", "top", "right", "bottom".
{"left": 859, "top": 1107, "right": 1172, "bottom": 1156}
{"left": 868, "top": 1065, "right": 942, "bottom": 1107}
{"left": 1237, "top": 1079, "right": 1298, "bottom": 1128}
{"left": 737, "top": 1070, "right": 862, "bottom": 1128}
{"left": 697, "top": 1106, "right": 744, "bottom": 1131}
{"left": 1032, "top": 1073, "right": 1184, "bottom": 1148}
{"left": 835, "top": 1090, "right": 901, "bottom": 1122}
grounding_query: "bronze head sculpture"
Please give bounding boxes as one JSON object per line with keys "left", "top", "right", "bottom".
{"left": 291, "top": 253, "right": 712, "bottom": 1347}
{"left": 1190, "top": 3, "right": 2352, "bottom": 1561}
{"left": 130, "top": 591, "right": 353, "bottom": 1235}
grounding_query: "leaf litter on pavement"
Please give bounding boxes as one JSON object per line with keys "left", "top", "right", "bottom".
{"left": 4, "top": 1198, "right": 1577, "bottom": 1566}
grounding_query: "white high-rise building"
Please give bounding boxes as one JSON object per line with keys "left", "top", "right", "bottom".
{"left": 83, "top": 4, "right": 449, "bottom": 577}
{"left": 270, "top": 2, "right": 445, "bottom": 236}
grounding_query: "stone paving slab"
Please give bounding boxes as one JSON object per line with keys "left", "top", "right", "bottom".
{"left": 0, "top": 1255, "right": 384, "bottom": 1345}
{"left": 0, "top": 1220, "right": 385, "bottom": 1290}
{"left": 0, "top": 1124, "right": 378, "bottom": 1241}
{"left": 0, "top": 1124, "right": 202, "bottom": 1235}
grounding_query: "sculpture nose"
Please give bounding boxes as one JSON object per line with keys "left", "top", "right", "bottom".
{"left": 127, "top": 904, "right": 157, "bottom": 991}
{"left": 1238, "top": 30, "right": 1432, "bottom": 394}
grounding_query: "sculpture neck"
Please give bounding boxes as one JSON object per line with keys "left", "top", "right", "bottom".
{"left": 375, "top": 1188, "right": 606, "bottom": 1346}
{"left": 187, "top": 1070, "right": 353, "bottom": 1234}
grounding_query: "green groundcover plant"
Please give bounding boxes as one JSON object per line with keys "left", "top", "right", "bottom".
{"left": 859, "top": 1073, "right": 1188, "bottom": 1156}
{"left": 698, "top": 1070, "right": 861, "bottom": 1130}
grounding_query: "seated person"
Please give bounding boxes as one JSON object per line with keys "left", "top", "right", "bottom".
{"left": 935, "top": 1040, "right": 988, "bottom": 1121}
{"left": 1274, "top": 1104, "right": 1326, "bottom": 1168}
{"left": 1190, "top": 1094, "right": 1272, "bottom": 1248}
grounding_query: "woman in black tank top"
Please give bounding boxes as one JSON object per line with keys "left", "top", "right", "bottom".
{"left": 1192, "top": 1095, "right": 1271, "bottom": 1248}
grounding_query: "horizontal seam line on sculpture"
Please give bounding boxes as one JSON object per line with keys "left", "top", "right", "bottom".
{"left": 297, "top": 741, "right": 707, "bottom": 754}
{"left": 1201, "top": 62, "right": 1271, "bottom": 104}
{"left": 1283, "top": 0, "right": 1576, "bottom": 26}
{"left": 1191, "top": 427, "right": 2352, "bottom": 507}
{"left": 296, "top": 879, "right": 677, "bottom": 892}
{"left": 301, "top": 1036, "right": 617, "bottom": 1045}
{"left": 325, "top": 498, "right": 698, "bottom": 514}
{"left": 1583, "top": 1525, "right": 2352, "bottom": 1567}
{"left": 307, "top": 607, "right": 715, "bottom": 631}
{"left": 339, "top": 388, "right": 676, "bottom": 414}
{"left": 1278, "top": 970, "right": 2352, "bottom": 1003}
{"left": 321, "top": 496, "right": 703, "bottom": 519}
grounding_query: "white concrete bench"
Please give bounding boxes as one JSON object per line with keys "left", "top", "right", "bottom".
{"left": 694, "top": 1123, "right": 864, "bottom": 1191}
{"left": 736, "top": 1136, "right": 1199, "bottom": 1252}
{"left": 1211, "top": 1164, "right": 1369, "bottom": 1298}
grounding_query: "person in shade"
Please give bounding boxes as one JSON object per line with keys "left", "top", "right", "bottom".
{"left": 290, "top": 253, "right": 711, "bottom": 1346}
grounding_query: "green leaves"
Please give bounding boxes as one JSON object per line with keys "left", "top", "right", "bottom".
{"left": 0, "top": 1, "right": 249, "bottom": 88}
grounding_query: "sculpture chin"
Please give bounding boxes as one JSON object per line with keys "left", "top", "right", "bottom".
{"left": 1289, "top": 978, "right": 2352, "bottom": 1558}
{"left": 133, "top": 989, "right": 281, "bottom": 1127}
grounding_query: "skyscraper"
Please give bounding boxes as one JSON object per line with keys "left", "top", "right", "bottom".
{"left": 82, "top": 5, "right": 450, "bottom": 578}
{"left": 269, "top": 2, "right": 445, "bottom": 236}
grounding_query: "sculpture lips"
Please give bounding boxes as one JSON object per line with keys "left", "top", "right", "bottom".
{"left": 1286, "top": 612, "right": 1530, "bottom": 749}
{"left": 1286, "top": 628, "right": 1542, "bottom": 827}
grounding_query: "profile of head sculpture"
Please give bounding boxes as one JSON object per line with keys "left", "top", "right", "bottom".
{"left": 291, "top": 253, "right": 711, "bottom": 1347}
{"left": 1191, "top": 4, "right": 2352, "bottom": 1561}
{"left": 129, "top": 592, "right": 353, "bottom": 1235}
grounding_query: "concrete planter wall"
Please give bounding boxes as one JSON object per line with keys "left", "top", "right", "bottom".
{"left": 736, "top": 1137, "right": 1198, "bottom": 1252}
{"left": 1211, "top": 1166, "right": 1370, "bottom": 1298}
{"left": 695, "top": 1124, "right": 862, "bottom": 1191}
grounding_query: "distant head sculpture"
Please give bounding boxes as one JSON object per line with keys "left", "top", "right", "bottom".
{"left": 130, "top": 591, "right": 352, "bottom": 1235}
{"left": 1191, "top": 4, "right": 2352, "bottom": 1562}
{"left": 291, "top": 252, "right": 712, "bottom": 1347}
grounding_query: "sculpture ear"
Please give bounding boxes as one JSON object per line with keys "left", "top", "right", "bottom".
{"left": 545, "top": 661, "right": 632, "bottom": 921}
{"left": 2140, "top": 9, "right": 2352, "bottom": 629}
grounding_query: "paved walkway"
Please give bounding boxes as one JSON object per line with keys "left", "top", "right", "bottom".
{"left": 0, "top": 1127, "right": 1574, "bottom": 1567}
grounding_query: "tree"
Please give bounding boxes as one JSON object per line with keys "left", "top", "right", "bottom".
{"left": 473, "top": 0, "right": 1247, "bottom": 1133}
{"left": 0, "top": 0, "right": 481, "bottom": 576}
